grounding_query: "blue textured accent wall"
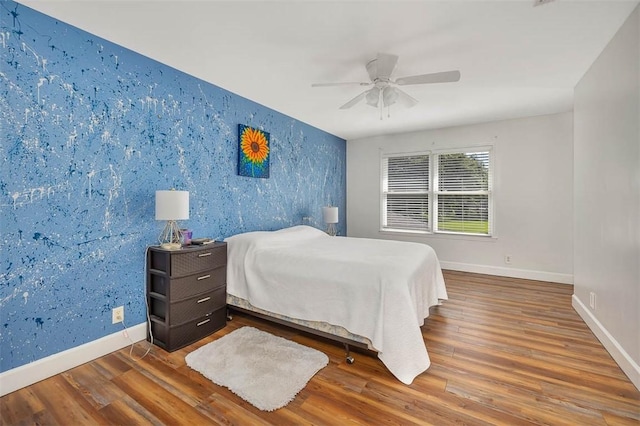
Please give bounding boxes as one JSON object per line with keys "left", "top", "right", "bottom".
{"left": 0, "top": 2, "right": 345, "bottom": 372}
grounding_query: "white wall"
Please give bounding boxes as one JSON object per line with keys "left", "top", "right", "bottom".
{"left": 347, "top": 112, "right": 573, "bottom": 283}
{"left": 573, "top": 5, "right": 639, "bottom": 389}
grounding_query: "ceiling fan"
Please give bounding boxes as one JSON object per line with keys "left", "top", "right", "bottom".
{"left": 312, "top": 53, "right": 461, "bottom": 114}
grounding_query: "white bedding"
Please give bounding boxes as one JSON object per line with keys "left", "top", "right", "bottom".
{"left": 225, "top": 225, "right": 448, "bottom": 384}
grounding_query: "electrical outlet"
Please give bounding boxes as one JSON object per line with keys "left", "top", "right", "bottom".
{"left": 589, "top": 292, "right": 596, "bottom": 310}
{"left": 504, "top": 255, "right": 512, "bottom": 264}
{"left": 112, "top": 306, "right": 124, "bottom": 324}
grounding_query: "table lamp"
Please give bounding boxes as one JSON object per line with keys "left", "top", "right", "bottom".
{"left": 322, "top": 206, "right": 338, "bottom": 236}
{"left": 156, "top": 190, "right": 189, "bottom": 249}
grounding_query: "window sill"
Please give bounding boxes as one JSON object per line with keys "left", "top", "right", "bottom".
{"left": 379, "top": 228, "right": 497, "bottom": 242}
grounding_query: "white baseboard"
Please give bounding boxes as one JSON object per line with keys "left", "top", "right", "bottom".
{"left": 572, "top": 295, "right": 640, "bottom": 391}
{"left": 439, "top": 261, "right": 573, "bottom": 284}
{"left": 0, "top": 323, "right": 147, "bottom": 397}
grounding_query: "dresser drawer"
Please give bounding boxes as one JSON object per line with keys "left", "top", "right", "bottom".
{"left": 171, "top": 247, "right": 226, "bottom": 277}
{"left": 149, "top": 266, "right": 226, "bottom": 300}
{"left": 151, "top": 286, "right": 226, "bottom": 325}
{"left": 173, "top": 286, "right": 226, "bottom": 325}
{"left": 150, "top": 307, "right": 227, "bottom": 352}
{"left": 149, "top": 244, "right": 227, "bottom": 278}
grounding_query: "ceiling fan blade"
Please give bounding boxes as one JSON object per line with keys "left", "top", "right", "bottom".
{"left": 375, "top": 53, "right": 399, "bottom": 79}
{"left": 395, "top": 88, "right": 419, "bottom": 108}
{"left": 395, "top": 70, "right": 461, "bottom": 86}
{"left": 312, "top": 82, "right": 371, "bottom": 87}
{"left": 339, "top": 91, "right": 368, "bottom": 109}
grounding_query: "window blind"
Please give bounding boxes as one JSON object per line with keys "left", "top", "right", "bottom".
{"left": 437, "top": 152, "right": 490, "bottom": 192}
{"left": 382, "top": 155, "right": 430, "bottom": 231}
{"left": 435, "top": 151, "right": 491, "bottom": 235}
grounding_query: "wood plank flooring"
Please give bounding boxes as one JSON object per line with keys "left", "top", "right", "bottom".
{"left": 2, "top": 271, "right": 639, "bottom": 425}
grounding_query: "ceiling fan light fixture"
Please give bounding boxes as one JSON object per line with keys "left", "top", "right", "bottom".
{"left": 382, "top": 86, "right": 398, "bottom": 107}
{"left": 365, "top": 88, "right": 380, "bottom": 107}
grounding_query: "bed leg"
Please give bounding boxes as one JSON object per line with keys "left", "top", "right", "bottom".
{"left": 226, "top": 308, "right": 233, "bottom": 321}
{"left": 344, "top": 343, "right": 355, "bottom": 365}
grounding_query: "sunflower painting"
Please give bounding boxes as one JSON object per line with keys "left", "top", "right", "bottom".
{"left": 238, "top": 124, "right": 270, "bottom": 178}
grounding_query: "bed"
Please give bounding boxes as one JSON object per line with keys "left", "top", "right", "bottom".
{"left": 224, "top": 225, "right": 448, "bottom": 384}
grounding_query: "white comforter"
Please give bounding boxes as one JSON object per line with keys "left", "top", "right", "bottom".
{"left": 225, "top": 225, "right": 448, "bottom": 384}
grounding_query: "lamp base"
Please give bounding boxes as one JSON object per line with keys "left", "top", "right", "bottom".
{"left": 158, "top": 220, "right": 183, "bottom": 248}
{"left": 160, "top": 242, "right": 182, "bottom": 250}
{"left": 326, "top": 223, "right": 337, "bottom": 237}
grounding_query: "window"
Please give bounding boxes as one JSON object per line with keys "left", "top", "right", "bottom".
{"left": 381, "top": 154, "right": 431, "bottom": 232}
{"left": 381, "top": 149, "right": 492, "bottom": 236}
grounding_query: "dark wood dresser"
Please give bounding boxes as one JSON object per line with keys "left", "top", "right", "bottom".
{"left": 146, "top": 242, "right": 227, "bottom": 351}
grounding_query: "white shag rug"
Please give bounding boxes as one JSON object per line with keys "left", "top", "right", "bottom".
{"left": 185, "top": 326, "right": 329, "bottom": 411}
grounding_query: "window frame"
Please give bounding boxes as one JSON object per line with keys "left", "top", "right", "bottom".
{"left": 380, "top": 147, "right": 494, "bottom": 237}
{"left": 380, "top": 150, "right": 432, "bottom": 234}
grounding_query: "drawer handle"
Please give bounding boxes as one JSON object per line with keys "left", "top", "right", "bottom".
{"left": 198, "top": 252, "right": 212, "bottom": 257}
{"left": 197, "top": 297, "right": 211, "bottom": 304}
{"left": 197, "top": 274, "right": 211, "bottom": 281}
{"left": 197, "top": 319, "right": 210, "bottom": 327}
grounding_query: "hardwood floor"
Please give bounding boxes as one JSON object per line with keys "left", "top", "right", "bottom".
{"left": 2, "top": 271, "right": 639, "bottom": 425}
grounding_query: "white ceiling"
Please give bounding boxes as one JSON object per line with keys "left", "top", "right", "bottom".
{"left": 19, "top": 0, "right": 638, "bottom": 140}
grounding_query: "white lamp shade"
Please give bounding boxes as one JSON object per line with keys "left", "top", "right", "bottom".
{"left": 155, "top": 190, "right": 189, "bottom": 220}
{"left": 322, "top": 206, "right": 338, "bottom": 224}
